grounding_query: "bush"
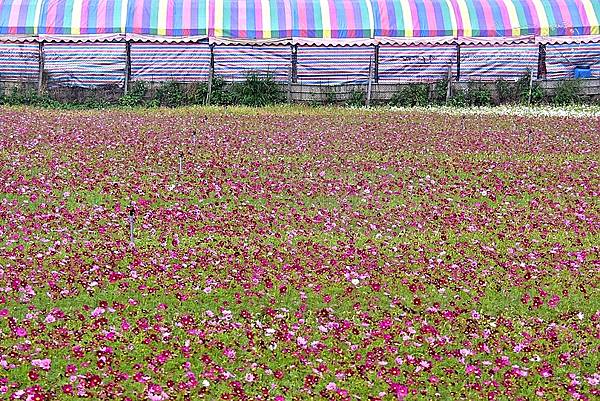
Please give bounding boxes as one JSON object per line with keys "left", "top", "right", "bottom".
{"left": 208, "top": 77, "right": 236, "bottom": 106}
{"left": 390, "top": 83, "right": 429, "bottom": 107}
{"left": 553, "top": 79, "right": 581, "bottom": 105}
{"left": 495, "top": 78, "right": 513, "bottom": 104}
{"left": 432, "top": 79, "right": 449, "bottom": 105}
{"left": 119, "top": 81, "right": 148, "bottom": 107}
{"left": 346, "top": 90, "right": 366, "bottom": 107}
{"left": 449, "top": 82, "right": 492, "bottom": 107}
{"left": 156, "top": 81, "right": 186, "bottom": 108}
{"left": 229, "top": 74, "right": 284, "bottom": 107}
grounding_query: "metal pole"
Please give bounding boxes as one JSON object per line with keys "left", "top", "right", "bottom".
{"left": 374, "top": 45, "right": 380, "bottom": 83}
{"left": 291, "top": 44, "right": 298, "bottom": 83}
{"left": 206, "top": 44, "right": 214, "bottom": 105}
{"left": 537, "top": 43, "right": 546, "bottom": 79}
{"left": 178, "top": 151, "right": 183, "bottom": 174}
{"left": 124, "top": 40, "right": 131, "bottom": 95}
{"left": 366, "top": 56, "right": 373, "bottom": 107}
{"left": 37, "top": 41, "right": 45, "bottom": 94}
{"left": 455, "top": 43, "right": 461, "bottom": 82}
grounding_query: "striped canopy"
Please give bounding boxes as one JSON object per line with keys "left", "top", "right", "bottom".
{"left": 0, "top": 0, "right": 599, "bottom": 39}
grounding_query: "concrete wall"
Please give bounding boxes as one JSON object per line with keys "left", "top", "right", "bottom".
{"left": 2, "top": 77, "right": 600, "bottom": 105}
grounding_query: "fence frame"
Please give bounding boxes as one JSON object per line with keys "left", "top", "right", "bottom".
{"left": 3, "top": 34, "right": 600, "bottom": 91}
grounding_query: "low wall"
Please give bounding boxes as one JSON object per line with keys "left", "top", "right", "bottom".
{"left": 2, "top": 78, "right": 600, "bottom": 105}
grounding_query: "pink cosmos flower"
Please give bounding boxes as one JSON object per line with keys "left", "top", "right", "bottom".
{"left": 31, "top": 359, "right": 51, "bottom": 370}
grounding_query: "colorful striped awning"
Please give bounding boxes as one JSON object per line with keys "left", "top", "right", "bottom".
{"left": 0, "top": 0, "right": 599, "bottom": 40}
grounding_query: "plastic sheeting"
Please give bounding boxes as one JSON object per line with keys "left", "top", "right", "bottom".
{"left": 0, "top": 42, "right": 38, "bottom": 81}
{"left": 545, "top": 42, "right": 600, "bottom": 79}
{"left": 44, "top": 43, "right": 125, "bottom": 87}
{"left": 130, "top": 42, "right": 210, "bottom": 82}
{"left": 377, "top": 45, "right": 456, "bottom": 83}
{"left": 459, "top": 45, "right": 538, "bottom": 81}
{"left": 296, "top": 46, "right": 374, "bottom": 84}
{"left": 213, "top": 45, "right": 290, "bottom": 81}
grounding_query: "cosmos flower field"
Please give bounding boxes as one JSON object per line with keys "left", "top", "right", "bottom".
{"left": 0, "top": 106, "right": 598, "bottom": 401}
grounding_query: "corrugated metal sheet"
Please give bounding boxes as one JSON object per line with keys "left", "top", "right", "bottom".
{"left": 378, "top": 45, "right": 456, "bottom": 83}
{"left": 296, "top": 46, "right": 375, "bottom": 84}
{"left": 460, "top": 45, "right": 538, "bottom": 81}
{"left": 44, "top": 43, "right": 126, "bottom": 88}
{"left": 0, "top": 42, "right": 38, "bottom": 81}
{"left": 545, "top": 42, "right": 600, "bottom": 79}
{"left": 130, "top": 43, "right": 210, "bottom": 82}
{"left": 214, "top": 45, "right": 290, "bottom": 81}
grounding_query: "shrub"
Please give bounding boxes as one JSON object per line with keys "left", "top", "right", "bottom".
{"left": 119, "top": 81, "right": 148, "bottom": 107}
{"left": 208, "top": 77, "right": 236, "bottom": 106}
{"left": 390, "top": 83, "right": 429, "bottom": 107}
{"left": 346, "top": 90, "right": 366, "bottom": 107}
{"left": 449, "top": 83, "right": 492, "bottom": 107}
{"left": 432, "top": 79, "right": 449, "bottom": 105}
{"left": 186, "top": 82, "right": 208, "bottom": 105}
{"left": 495, "top": 78, "right": 513, "bottom": 104}
{"left": 553, "top": 79, "right": 581, "bottom": 105}
{"left": 156, "top": 81, "right": 186, "bottom": 108}
{"left": 467, "top": 83, "right": 492, "bottom": 106}
{"left": 0, "top": 86, "right": 59, "bottom": 107}
{"left": 229, "top": 74, "right": 284, "bottom": 107}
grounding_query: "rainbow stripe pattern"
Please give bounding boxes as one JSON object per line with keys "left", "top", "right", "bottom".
{"left": 0, "top": 0, "right": 598, "bottom": 38}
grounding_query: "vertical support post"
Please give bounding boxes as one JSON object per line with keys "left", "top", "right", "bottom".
{"left": 445, "top": 66, "right": 452, "bottom": 105}
{"left": 455, "top": 43, "right": 461, "bottom": 82}
{"left": 206, "top": 43, "right": 215, "bottom": 105}
{"left": 287, "top": 65, "right": 292, "bottom": 103}
{"left": 366, "top": 56, "right": 373, "bottom": 107}
{"left": 374, "top": 45, "right": 380, "bottom": 83}
{"left": 37, "top": 41, "right": 45, "bottom": 95}
{"left": 124, "top": 40, "right": 131, "bottom": 95}
{"left": 527, "top": 69, "right": 535, "bottom": 106}
{"left": 291, "top": 44, "right": 298, "bottom": 83}
{"left": 537, "top": 43, "right": 546, "bottom": 79}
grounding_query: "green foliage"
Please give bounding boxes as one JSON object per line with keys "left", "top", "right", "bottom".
{"left": 206, "top": 77, "right": 235, "bottom": 106}
{"left": 390, "top": 83, "right": 430, "bottom": 107}
{"left": 494, "top": 72, "right": 545, "bottom": 106}
{"left": 552, "top": 79, "right": 581, "bottom": 105}
{"left": 0, "top": 86, "right": 58, "bottom": 107}
{"left": 0, "top": 86, "right": 110, "bottom": 109}
{"left": 346, "top": 90, "right": 366, "bottom": 107}
{"left": 495, "top": 78, "right": 513, "bottom": 104}
{"left": 156, "top": 81, "right": 186, "bottom": 108}
{"left": 185, "top": 82, "right": 208, "bottom": 105}
{"left": 320, "top": 87, "right": 337, "bottom": 105}
{"left": 432, "top": 79, "right": 449, "bottom": 105}
{"left": 118, "top": 81, "right": 147, "bottom": 107}
{"left": 228, "top": 74, "right": 284, "bottom": 107}
{"left": 449, "top": 82, "right": 492, "bottom": 107}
